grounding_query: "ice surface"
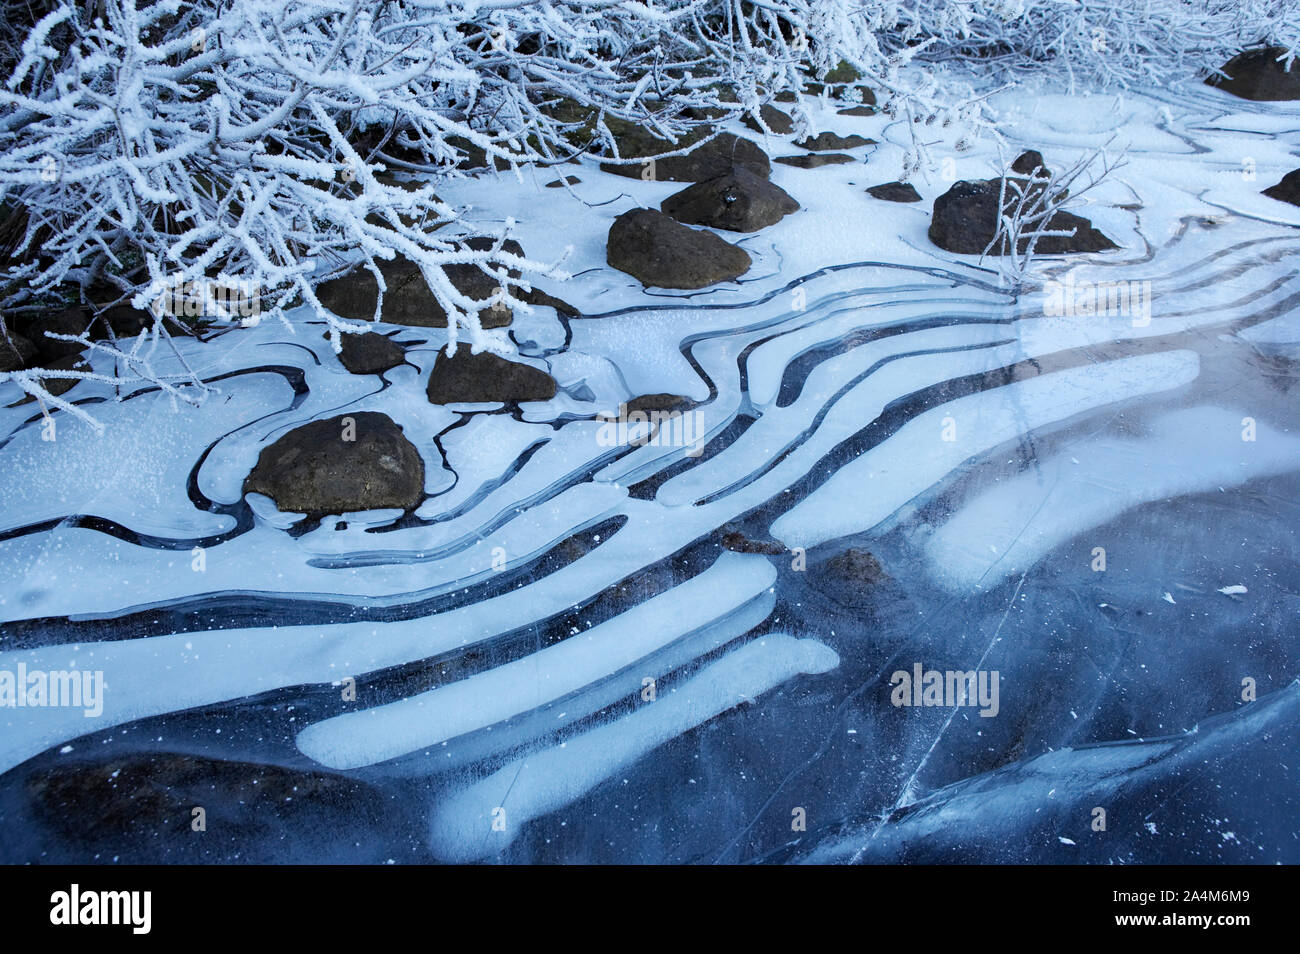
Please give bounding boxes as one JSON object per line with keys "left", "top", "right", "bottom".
{"left": 296, "top": 551, "right": 777, "bottom": 769}
{"left": 777, "top": 680, "right": 1299, "bottom": 864}
{"left": 427, "top": 634, "right": 839, "bottom": 862}
{"left": 771, "top": 351, "right": 1201, "bottom": 549}
{"left": 924, "top": 405, "right": 1300, "bottom": 591}
{"left": 1, "top": 74, "right": 1298, "bottom": 863}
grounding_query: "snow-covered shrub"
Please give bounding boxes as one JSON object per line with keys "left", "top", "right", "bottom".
{"left": 984, "top": 145, "right": 1127, "bottom": 290}
{"left": 1, "top": 0, "right": 1296, "bottom": 417}
{"left": 889, "top": 0, "right": 1298, "bottom": 92}
{"left": 0, "top": 0, "right": 883, "bottom": 412}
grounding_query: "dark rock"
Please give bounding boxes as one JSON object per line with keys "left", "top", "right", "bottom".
{"left": 800, "top": 83, "right": 873, "bottom": 102}
{"left": 244, "top": 411, "right": 425, "bottom": 515}
{"left": 0, "top": 330, "right": 35, "bottom": 371}
{"left": 1006, "top": 150, "right": 1065, "bottom": 200}
{"left": 545, "top": 175, "right": 582, "bottom": 188}
{"left": 97, "top": 304, "right": 154, "bottom": 338}
{"left": 823, "top": 61, "right": 861, "bottom": 85}
{"left": 804, "top": 65, "right": 875, "bottom": 101}
{"left": 425, "top": 348, "right": 557, "bottom": 404}
{"left": 602, "top": 132, "right": 770, "bottom": 182}
{"left": 867, "top": 181, "right": 921, "bottom": 203}
{"left": 459, "top": 236, "right": 526, "bottom": 279}
{"left": 35, "top": 354, "right": 90, "bottom": 397}
{"left": 361, "top": 174, "right": 444, "bottom": 231}
{"left": 517, "top": 286, "right": 580, "bottom": 318}
{"left": 8, "top": 300, "right": 158, "bottom": 371}
{"left": 370, "top": 168, "right": 433, "bottom": 192}
{"left": 540, "top": 96, "right": 602, "bottom": 148}
{"left": 660, "top": 168, "right": 799, "bottom": 232}
{"left": 597, "top": 116, "right": 711, "bottom": 161}
{"left": 682, "top": 83, "right": 739, "bottom": 121}
{"left": 318, "top": 256, "right": 428, "bottom": 326}
{"left": 774, "top": 153, "right": 855, "bottom": 169}
{"left": 12, "top": 306, "right": 94, "bottom": 362}
{"left": 606, "top": 208, "right": 751, "bottom": 288}
{"left": 682, "top": 105, "right": 729, "bottom": 122}
{"left": 1262, "top": 169, "right": 1300, "bottom": 206}
{"left": 837, "top": 105, "right": 878, "bottom": 117}
{"left": 742, "top": 104, "right": 795, "bottom": 135}
{"left": 1010, "top": 150, "right": 1049, "bottom": 177}
{"left": 812, "top": 547, "right": 887, "bottom": 608}
{"left": 928, "top": 179, "right": 1116, "bottom": 256}
{"left": 446, "top": 134, "right": 514, "bottom": 172}
{"left": 1206, "top": 47, "right": 1300, "bottom": 101}
{"left": 316, "top": 253, "right": 513, "bottom": 329}
{"left": 623, "top": 393, "right": 691, "bottom": 415}
{"left": 333, "top": 331, "right": 405, "bottom": 375}
{"left": 796, "top": 132, "right": 873, "bottom": 152}
{"left": 350, "top": 122, "right": 429, "bottom": 166}
{"left": 774, "top": 90, "right": 797, "bottom": 103}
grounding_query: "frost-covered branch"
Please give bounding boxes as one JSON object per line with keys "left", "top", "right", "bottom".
{"left": 984, "top": 144, "right": 1127, "bottom": 290}
{"left": 0, "top": 0, "right": 875, "bottom": 410}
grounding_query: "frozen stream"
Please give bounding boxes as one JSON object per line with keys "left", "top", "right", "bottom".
{"left": 0, "top": 78, "right": 1297, "bottom": 863}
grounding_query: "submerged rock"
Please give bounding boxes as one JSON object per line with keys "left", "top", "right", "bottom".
{"left": 929, "top": 178, "right": 1116, "bottom": 256}
{"left": 812, "top": 548, "right": 888, "bottom": 608}
{"left": 660, "top": 168, "right": 799, "bottom": 232}
{"left": 606, "top": 208, "right": 751, "bottom": 288}
{"left": 1206, "top": 47, "right": 1300, "bottom": 101}
{"left": 1262, "top": 169, "right": 1300, "bottom": 206}
{"left": 602, "top": 131, "right": 770, "bottom": 182}
{"left": 721, "top": 527, "right": 786, "bottom": 555}
{"left": 425, "top": 348, "right": 557, "bottom": 404}
{"left": 244, "top": 411, "right": 425, "bottom": 515}
{"left": 866, "top": 181, "right": 921, "bottom": 203}
{"left": 774, "top": 153, "right": 855, "bottom": 169}
{"left": 27, "top": 753, "right": 376, "bottom": 855}
{"left": 333, "top": 331, "right": 405, "bottom": 375}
